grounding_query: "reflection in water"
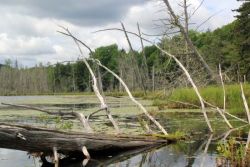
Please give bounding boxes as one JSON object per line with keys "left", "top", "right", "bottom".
{"left": 0, "top": 96, "right": 249, "bottom": 166}
{"left": 0, "top": 148, "right": 40, "bottom": 167}
{"left": 1, "top": 115, "right": 247, "bottom": 167}
{"left": 200, "top": 134, "right": 213, "bottom": 167}
{"left": 0, "top": 140, "right": 218, "bottom": 167}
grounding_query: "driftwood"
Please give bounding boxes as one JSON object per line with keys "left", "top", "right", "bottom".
{"left": 0, "top": 123, "right": 170, "bottom": 155}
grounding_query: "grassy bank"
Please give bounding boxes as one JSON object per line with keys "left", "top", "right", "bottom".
{"left": 151, "top": 84, "right": 250, "bottom": 115}
{"left": 1, "top": 84, "right": 249, "bottom": 115}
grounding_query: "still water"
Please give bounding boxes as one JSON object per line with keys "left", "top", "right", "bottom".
{"left": 0, "top": 95, "right": 248, "bottom": 167}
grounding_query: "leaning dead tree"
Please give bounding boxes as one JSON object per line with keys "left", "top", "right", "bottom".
{"left": 59, "top": 27, "right": 120, "bottom": 134}
{"left": 161, "top": 0, "right": 215, "bottom": 80}
{"left": 241, "top": 83, "right": 250, "bottom": 124}
{"left": 90, "top": 58, "right": 168, "bottom": 135}
{"left": 94, "top": 21, "right": 250, "bottom": 132}
{"left": 94, "top": 26, "right": 212, "bottom": 132}
{"left": 58, "top": 28, "right": 168, "bottom": 135}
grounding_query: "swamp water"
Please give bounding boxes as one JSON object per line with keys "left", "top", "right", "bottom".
{"left": 0, "top": 95, "right": 249, "bottom": 167}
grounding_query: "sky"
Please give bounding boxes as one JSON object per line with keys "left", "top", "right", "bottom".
{"left": 0, "top": 0, "right": 243, "bottom": 67}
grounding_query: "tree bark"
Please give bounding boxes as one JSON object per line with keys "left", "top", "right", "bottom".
{"left": 0, "top": 123, "right": 169, "bottom": 154}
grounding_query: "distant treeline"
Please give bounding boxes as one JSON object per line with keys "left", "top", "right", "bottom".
{"left": 0, "top": 16, "right": 249, "bottom": 95}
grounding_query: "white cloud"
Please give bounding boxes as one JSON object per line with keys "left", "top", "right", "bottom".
{"left": 0, "top": 0, "right": 243, "bottom": 67}
{"left": 0, "top": 33, "right": 54, "bottom": 55}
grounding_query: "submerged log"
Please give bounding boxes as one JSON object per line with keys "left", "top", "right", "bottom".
{"left": 0, "top": 123, "right": 170, "bottom": 155}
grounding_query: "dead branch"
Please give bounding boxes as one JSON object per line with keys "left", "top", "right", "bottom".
{"left": 82, "top": 146, "right": 91, "bottom": 159}
{"left": 189, "top": 0, "right": 205, "bottom": 19}
{"left": 195, "top": 10, "right": 223, "bottom": 31}
{"left": 89, "top": 58, "right": 168, "bottom": 135}
{"left": 94, "top": 26, "right": 213, "bottom": 132}
{"left": 137, "top": 22, "right": 150, "bottom": 89}
{"left": 219, "top": 64, "right": 226, "bottom": 112}
{"left": 94, "top": 25, "right": 245, "bottom": 132}
{"left": 59, "top": 27, "right": 120, "bottom": 133}
{"left": 240, "top": 83, "right": 250, "bottom": 124}
{"left": 121, "top": 23, "right": 146, "bottom": 93}
{"left": 154, "top": 45, "right": 213, "bottom": 132}
{"left": 216, "top": 107, "right": 233, "bottom": 129}
{"left": 53, "top": 147, "right": 59, "bottom": 167}
{"left": 161, "top": 0, "right": 215, "bottom": 80}
{"left": 217, "top": 64, "right": 233, "bottom": 128}
{"left": 203, "top": 100, "right": 248, "bottom": 124}
{"left": 200, "top": 134, "right": 213, "bottom": 167}
{"left": 86, "top": 108, "right": 106, "bottom": 120}
{"left": 1, "top": 102, "right": 93, "bottom": 133}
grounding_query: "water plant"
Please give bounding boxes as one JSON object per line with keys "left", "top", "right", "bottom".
{"left": 54, "top": 116, "right": 73, "bottom": 131}
{"left": 216, "top": 137, "right": 250, "bottom": 167}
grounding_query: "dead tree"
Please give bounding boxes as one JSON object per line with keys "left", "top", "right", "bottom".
{"left": 58, "top": 29, "right": 168, "bottom": 135}
{"left": 89, "top": 58, "right": 168, "bottom": 135}
{"left": 121, "top": 23, "right": 146, "bottom": 93}
{"left": 137, "top": 22, "right": 150, "bottom": 90}
{"left": 240, "top": 83, "right": 250, "bottom": 124}
{"left": 161, "top": 0, "right": 215, "bottom": 80}
{"left": 58, "top": 27, "right": 120, "bottom": 133}
{"left": 94, "top": 26, "right": 250, "bottom": 131}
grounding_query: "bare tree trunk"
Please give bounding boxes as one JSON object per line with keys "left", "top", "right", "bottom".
{"left": 121, "top": 23, "right": 146, "bottom": 93}
{"left": 219, "top": 64, "right": 226, "bottom": 112}
{"left": 154, "top": 45, "right": 213, "bottom": 132}
{"left": 53, "top": 147, "right": 59, "bottom": 167}
{"left": 97, "top": 65, "right": 104, "bottom": 95}
{"left": 183, "top": 0, "right": 190, "bottom": 68}
{"left": 162, "top": 0, "right": 215, "bottom": 80}
{"left": 218, "top": 64, "right": 233, "bottom": 128}
{"left": 240, "top": 83, "right": 250, "bottom": 124}
{"left": 90, "top": 58, "right": 168, "bottom": 135}
{"left": 93, "top": 27, "right": 213, "bottom": 132}
{"left": 72, "top": 65, "right": 76, "bottom": 92}
{"left": 119, "top": 69, "right": 123, "bottom": 92}
{"left": 58, "top": 28, "right": 120, "bottom": 133}
{"left": 137, "top": 23, "right": 149, "bottom": 89}
{"left": 152, "top": 66, "right": 155, "bottom": 92}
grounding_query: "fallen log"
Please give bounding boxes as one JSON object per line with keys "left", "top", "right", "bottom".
{"left": 0, "top": 123, "right": 171, "bottom": 156}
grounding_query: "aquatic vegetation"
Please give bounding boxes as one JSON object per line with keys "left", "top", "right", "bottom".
{"left": 151, "top": 131, "right": 186, "bottom": 140}
{"left": 54, "top": 116, "right": 73, "bottom": 131}
{"left": 150, "top": 84, "right": 250, "bottom": 115}
{"left": 216, "top": 138, "right": 250, "bottom": 167}
{"left": 37, "top": 114, "right": 73, "bottom": 130}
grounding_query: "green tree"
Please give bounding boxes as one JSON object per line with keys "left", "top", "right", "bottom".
{"left": 234, "top": 0, "right": 250, "bottom": 80}
{"left": 91, "top": 44, "right": 120, "bottom": 90}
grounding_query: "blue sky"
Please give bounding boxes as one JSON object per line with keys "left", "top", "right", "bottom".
{"left": 0, "top": 0, "right": 243, "bottom": 67}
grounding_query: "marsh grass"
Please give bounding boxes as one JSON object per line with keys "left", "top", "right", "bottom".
{"left": 150, "top": 84, "right": 250, "bottom": 115}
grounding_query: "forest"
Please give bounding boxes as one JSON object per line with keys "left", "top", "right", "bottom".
{"left": 0, "top": 15, "right": 249, "bottom": 95}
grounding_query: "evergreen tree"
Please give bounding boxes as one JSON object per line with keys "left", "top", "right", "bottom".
{"left": 234, "top": 0, "right": 250, "bottom": 80}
